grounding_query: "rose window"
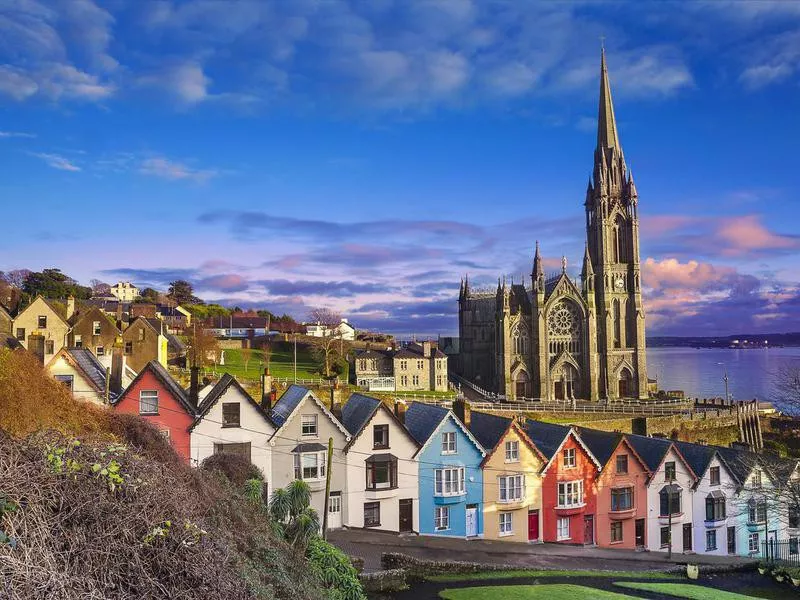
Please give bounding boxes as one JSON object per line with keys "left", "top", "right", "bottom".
{"left": 547, "top": 302, "right": 580, "bottom": 337}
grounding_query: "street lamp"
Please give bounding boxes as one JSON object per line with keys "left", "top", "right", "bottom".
{"left": 716, "top": 362, "right": 729, "bottom": 403}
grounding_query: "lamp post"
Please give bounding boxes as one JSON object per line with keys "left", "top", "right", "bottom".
{"left": 717, "top": 362, "right": 729, "bottom": 403}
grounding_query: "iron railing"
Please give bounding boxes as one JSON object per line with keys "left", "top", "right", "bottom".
{"left": 763, "top": 539, "right": 800, "bottom": 565}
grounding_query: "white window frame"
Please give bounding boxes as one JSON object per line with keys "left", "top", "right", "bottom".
{"left": 328, "top": 493, "right": 341, "bottom": 514}
{"left": 435, "top": 467, "right": 465, "bottom": 496}
{"left": 499, "top": 512, "right": 513, "bottom": 536}
{"left": 412, "top": 374, "right": 420, "bottom": 386}
{"left": 93, "top": 320, "right": 101, "bottom": 335}
{"left": 139, "top": 390, "right": 159, "bottom": 415}
{"left": 505, "top": 440, "right": 519, "bottom": 463}
{"left": 293, "top": 451, "right": 327, "bottom": 481}
{"left": 557, "top": 517, "right": 570, "bottom": 541}
{"left": 498, "top": 474, "right": 524, "bottom": 503}
{"left": 557, "top": 480, "right": 584, "bottom": 508}
{"left": 748, "top": 532, "right": 760, "bottom": 553}
{"left": 435, "top": 506, "right": 449, "bottom": 531}
{"left": 706, "top": 529, "right": 717, "bottom": 551}
{"left": 441, "top": 431, "right": 457, "bottom": 454}
{"left": 563, "top": 447, "right": 576, "bottom": 469}
{"left": 301, "top": 414, "right": 318, "bottom": 438}
{"left": 74, "top": 334, "right": 82, "bottom": 348}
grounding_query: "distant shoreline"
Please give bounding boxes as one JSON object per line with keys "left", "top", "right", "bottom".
{"left": 648, "top": 334, "right": 800, "bottom": 349}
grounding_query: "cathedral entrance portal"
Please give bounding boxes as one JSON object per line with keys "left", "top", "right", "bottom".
{"left": 514, "top": 371, "right": 530, "bottom": 398}
{"left": 554, "top": 363, "right": 579, "bottom": 401}
{"left": 618, "top": 368, "right": 633, "bottom": 399}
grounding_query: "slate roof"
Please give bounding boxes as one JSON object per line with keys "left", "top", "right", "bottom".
{"left": 393, "top": 342, "right": 447, "bottom": 360}
{"left": 522, "top": 420, "right": 571, "bottom": 459}
{"left": 145, "top": 318, "right": 165, "bottom": 334}
{"left": 190, "top": 373, "right": 273, "bottom": 431}
{"left": 624, "top": 434, "right": 674, "bottom": 472}
{"left": 510, "top": 284, "right": 531, "bottom": 314}
{"left": 673, "top": 440, "right": 718, "bottom": 481}
{"left": 1, "top": 335, "right": 22, "bottom": 350}
{"left": 405, "top": 402, "right": 450, "bottom": 446}
{"left": 355, "top": 348, "right": 392, "bottom": 360}
{"left": 575, "top": 427, "right": 623, "bottom": 467}
{"left": 270, "top": 384, "right": 311, "bottom": 426}
{"left": 341, "top": 393, "right": 381, "bottom": 437}
{"left": 64, "top": 348, "right": 108, "bottom": 392}
{"left": 468, "top": 411, "right": 511, "bottom": 451}
{"left": 166, "top": 334, "right": 186, "bottom": 354}
{"left": 762, "top": 455, "right": 799, "bottom": 484}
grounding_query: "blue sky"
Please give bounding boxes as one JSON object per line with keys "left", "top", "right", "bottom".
{"left": 1, "top": 0, "right": 799, "bottom": 337}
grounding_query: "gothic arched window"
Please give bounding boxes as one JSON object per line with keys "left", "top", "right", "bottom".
{"left": 512, "top": 326, "right": 528, "bottom": 356}
{"left": 546, "top": 300, "right": 582, "bottom": 358}
{"left": 613, "top": 299, "right": 622, "bottom": 349}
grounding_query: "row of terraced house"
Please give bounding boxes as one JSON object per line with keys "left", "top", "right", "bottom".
{"left": 59, "top": 359, "right": 799, "bottom": 558}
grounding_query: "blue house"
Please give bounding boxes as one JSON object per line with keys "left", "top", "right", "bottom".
{"left": 405, "top": 401, "right": 486, "bottom": 538}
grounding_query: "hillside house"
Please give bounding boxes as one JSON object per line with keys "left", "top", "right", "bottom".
{"left": 12, "top": 296, "right": 70, "bottom": 362}
{"left": 122, "top": 317, "right": 168, "bottom": 373}
{"left": 109, "top": 281, "right": 140, "bottom": 302}
{"left": 68, "top": 306, "right": 120, "bottom": 358}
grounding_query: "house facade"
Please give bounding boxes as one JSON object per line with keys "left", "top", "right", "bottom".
{"left": 730, "top": 460, "right": 782, "bottom": 558}
{"left": 406, "top": 401, "right": 485, "bottom": 538}
{"left": 68, "top": 306, "right": 120, "bottom": 358}
{"left": 0, "top": 305, "right": 12, "bottom": 336}
{"left": 393, "top": 342, "right": 448, "bottom": 392}
{"left": 190, "top": 374, "right": 275, "bottom": 485}
{"left": 112, "top": 360, "right": 197, "bottom": 461}
{"left": 122, "top": 317, "right": 168, "bottom": 372}
{"left": 110, "top": 281, "right": 140, "bottom": 302}
{"left": 269, "top": 385, "right": 351, "bottom": 529}
{"left": 46, "top": 347, "right": 110, "bottom": 405}
{"left": 12, "top": 296, "right": 69, "bottom": 362}
{"left": 340, "top": 395, "right": 419, "bottom": 532}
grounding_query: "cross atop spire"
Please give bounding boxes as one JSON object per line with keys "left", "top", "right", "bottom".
{"left": 597, "top": 47, "right": 621, "bottom": 155}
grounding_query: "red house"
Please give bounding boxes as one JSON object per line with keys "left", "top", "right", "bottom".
{"left": 112, "top": 360, "right": 197, "bottom": 461}
{"left": 524, "top": 421, "right": 601, "bottom": 545}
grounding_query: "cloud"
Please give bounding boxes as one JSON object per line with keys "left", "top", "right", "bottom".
{"left": 0, "top": 131, "right": 35, "bottom": 138}
{"left": 100, "top": 267, "right": 196, "bottom": 287}
{"left": 259, "top": 279, "right": 397, "bottom": 297}
{"left": 737, "top": 29, "right": 800, "bottom": 90}
{"left": 196, "top": 274, "right": 249, "bottom": 293}
{"left": 139, "top": 157, "right": 217, "bottom": 182}
{"left": 29, "top": 152, "right": 80, "bottom": 172}
{"left": 137, "top": 61, "right": 211, "bottom": 104}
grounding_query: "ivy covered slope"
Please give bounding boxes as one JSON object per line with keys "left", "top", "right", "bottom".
{"left": 0, "top": 349, "right": 337, "bottom": 600}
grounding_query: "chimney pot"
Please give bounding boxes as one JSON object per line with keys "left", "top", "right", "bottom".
{"left": 453, "top": 398, "right": 471, "bottom": 429}
{"left": 422, "top": 341, "right": 432, "bottom": 358}
{"left": 66, "top": 296, "right": 75, "bottom": 321}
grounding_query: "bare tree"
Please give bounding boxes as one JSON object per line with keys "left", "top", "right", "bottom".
{"left": 2, "top": 269, "right": 31, "bottom": 289}
{"left": 89, "top": 279, "right": 112, "bottom": 297}
{"left": 307, "top": 308, "right": 348, "bottom": 379}
{"left": 773, "top": 364, "right": 800, "bottom": 414}
{"left": 241, "top": 347, "right": 253, "bottom": 374}
{"left": 186, "top": 326, "right": 220, "bottom": 369}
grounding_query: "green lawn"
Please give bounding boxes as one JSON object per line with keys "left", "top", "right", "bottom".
{"left": 211, "top": 345, "right": 335, "bottom": 381}
{"left": 440, "top": 584, "right": 635, "bottom": 599}
{"left": 614, "top": 582, "right": 760, "bottom": 599}
{"left": 429, "top": 569, "right": 681, "bottom": 582}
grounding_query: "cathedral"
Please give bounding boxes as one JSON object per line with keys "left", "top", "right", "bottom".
{"left": 458, "top": 50, "right": 648, "bottom": 401}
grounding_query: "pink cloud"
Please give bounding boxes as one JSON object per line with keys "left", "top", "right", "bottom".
{"left": 642, "top": 258, "right": 737, "bottom": 291}
{"left": 196, "top": 273, "right": 249, "bottom": 292}
{"left": 715, "top": 215, "right": 800, "bottom": 255}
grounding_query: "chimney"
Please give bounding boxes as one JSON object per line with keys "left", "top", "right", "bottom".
{"left": 189, "top": 366, "right": 200, "bottom": 408}
{"left": 115, "top": 302, "right": 123, "bottom": 329}
{"left": 731, "top": 441, "right": 751, "bottom": 452}
{"left": 422, "top": 340, "right": 432, "bottom": 358}
{"left": 453, "top": 398, "right": 471, "bottom": 429}
{"left": 28, "top": 334, "right": 45, "bottom": 363}
{"left": 261, "top": 368, "right": 273, "bottom": 411}
{"left": 110, "top": 346, "right": 124, "bottom": 396}
{"left": 394, "top": 400, "right": 407, "bottom": 424}
{"left": 66, "top": 296, "right": 75, "bottom": 321}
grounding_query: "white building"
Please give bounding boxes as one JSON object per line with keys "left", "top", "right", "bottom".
{"left": 340, "top": 394, "right": 419, "bottom": 533}
{"left": 110, "top": 281, "right": 140, "bottom": 302}
{"left": 190, "top": 374, "right": 276, "bottom": 488}
{"left": 305, "top": 318, "right": 356, "bottom": 341}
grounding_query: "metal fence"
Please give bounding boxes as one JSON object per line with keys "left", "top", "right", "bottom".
{"left": 763, "top": 539, "right": 800, "bottom": 565}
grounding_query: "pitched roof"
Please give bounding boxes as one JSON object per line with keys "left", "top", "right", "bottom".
{"left": 521, "top": 420, "right": 571, "bottom": 459}
{"left": 393, "top": 342, "right": 446, "bottom": 360}
{"left": 270, "top": 384, "right": 310, "bottom": 426}
{"left": 70, "top": 306, "right": 119, "bottom": 331}
{"left": 190, "top": 373, "right": 273, "bottom": 431}
{"left": 57, "top": 347, "right": 108, "bottom": 393}
{"left": 355, "top": 348, "right": 392, "bottom": 360}
{"left": 341, "top": 393, "right": 381, "bottom": 437}
{"left": 405, "top": 402, "right": 449, "bottom": 446}
{"left": 113, "top": 360, "right": 196, "bottom": 415}
{"left": 16, "top": 295, "right": 68, "bottom": 324}
{"left": 575, "top": 427, "right": 623, "bottom": 467}
{"left": 1, "top": 335, "right": 22, "bottom": 350}
{"left": 673, "top": 440, "right": 719, "bottom": 481}
{"left": 624, "top": 434, "right": 674, "bottom": 472}
{"left": 468, "top": 411, "right": 511, "bottom": 451}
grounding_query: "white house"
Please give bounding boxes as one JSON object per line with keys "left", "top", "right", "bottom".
{"left": 110, "top": 281, "right": 140, "bottom": 302}
{"left": 340, "top": 394, "right": 419, "bottom": 533}
{"left": 305, "top": 318, "right": 356, "bottom": 341}
{"left": 46, "top": 347, "right": 110, "bottom": 406}
{"left": 189, "top": 374, "right": 276, "bottom": 489}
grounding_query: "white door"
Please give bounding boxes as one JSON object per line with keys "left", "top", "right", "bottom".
{"left": 327, "top": 492, "right": 342, "bottom": 529}
{"left": 465, "top": 506, "right": 477, "bottom": 537}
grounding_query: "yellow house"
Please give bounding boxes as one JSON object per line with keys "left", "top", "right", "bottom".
{"left": 470, "top": 412, "right": 545, "bottom": 542}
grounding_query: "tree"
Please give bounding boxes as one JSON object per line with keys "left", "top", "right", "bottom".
{"left": 0, "top": 276, "right": 22, "bottom": 313}
{"left": 773, "top": 364, "right": 800, "bottom": 414}
{"left": 269, "top": 480, "right": 320, "bottom": 552}
{"left": 1, "top": 269, "right": 31, "bottom": 289}
{"left": 89, "top": 279, "right": 112, "bottom": 297}
{"left": 185, "top": 326, "right": 220, "bottom": 369}
{"left": 307, "top": 308, "right": 349, "bottom": 379}
{"left": 263, "top": 342, "right": 272, "bottom": 372}
{"left": 240, "top": 347, "right": 253, "bottom": 374}
{"left": 167, "top": 280, "right": 201, "bottom": 305}
{"left": 21, "top": 268, "right": 91, "bottom": 300}
{"left": 136, "top": 287, "right": 160, "bottom": 304}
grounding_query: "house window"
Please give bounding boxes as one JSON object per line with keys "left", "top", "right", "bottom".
{"left": 138, "top": 328, "right": 145, "bottom": 341}
{"left": 748, "top": 499, "right": 767, "bottom": 523}
{"left": 748, "top": 532, "right": 760, "bottom": 553}
{"left": 710, "top": 466, "right": 720, "bottom": 485}
{"left": 139, "top": 390, "right": 159, "bottom": 415}
{"left": 364, "top": 502, "right": 380, "bottom": 527}
{"left": 412, "top": 375, "right": 420, "bottom": 386}
{"left": 505, "top": 440, "right": 519, "bottom": 462}
{"left": 435, "top": 506, "right": 449, "bottom": 531}
{"left": 752, "top": 470, "right": 762, "bottom": 488}
{"left": 55, "top": 374, "right": 74, "bottom": 391}
{"left": 15, "top": 327, "right": 25, "bottom": 341}
{"left": 359, "top": 359, "right": 366, "bottom": 371}
{"left": 706, "top": 530, "right": 717, "bottom": 551}
{"left": 366, "top": 455, "right": 398, "bottom": 490}
{"left": 435, "top": 467, "right": 465, "bottom": 496}
{"left": 213, "top": 442, "right": 251, "bottom": 461}
{"left": 38, "top": 315, "right": 47, "bottom": 329}
{"left": 400, "top": 375, "right": 408, "bottom": 386}
{"left": 557, "top": 480, "right": 584, "bottom": 508}
{"left": 329, "top": 491, "right": 341, "bottom": 514}
{"left": 301, "top": 414, "right": 318, "bottom": 437}
{"left": 293, "top": 451, "right": 326, "bottom": 481}
{"left": 417, "top": 360, "right": 424, "bottom": 369}
{"left": 660, "top": 526, "right": 671, "bottom": 548}
{"left": 96, "top": 346, "right": 105, "bottom": 357}
{"left": 436, "top": 375, "right": 442, "bottom": 386}
{"left": 400, "top": 360, "right": 407, "bottom": 370}
{"left": 563, "top": 447, "right": 576, "bottom": 468}
{"left": 616, "top": 455, "right": 628, "bottom": 474}
{"left": 441, "top": 431, "right": 456, "bottom": 454}
{"left": 610, "top": 521, "right": 623, "bottom": 543}
{"left": 499, "top": 512, "right": 513, "bottom": 536}
{"left": 664, "top": 461, "right": 676, "bottom": 481}
{"left": 74, "top": 334, "right": 83, "bottom": 348}
{"left": 611, "top": 487, "right": 633, "bottom": 511}
{"left": 222, "top": 402, "right": 241, "bottom": 427}
{"left": 790, "top": 537, "right": 799, "bottom": 555}
{"left": 789, "top": 506, "right": 800, "bottom": 529}
{"left": 124, "top": 341, "right": 132, "bottom": 355}
{"left": 659, "top": 485, "right": 682, "bottom": 516}
{"left": 373, "top": 424, "right": 389, "bottom": 449}
{"left": 45, "top": 340, "right": 54, "bottom": 354}
{"left": 93, "top": 321, "right": 101, "bottom": 335}
{"left": 498, "top": 474, "right": 524, "bottom": 502}
{"left": 557, "top": 517, "right": 570, "bottom": 540}
{"left": 705, "top": 495, "right": 726, "bottom": 521}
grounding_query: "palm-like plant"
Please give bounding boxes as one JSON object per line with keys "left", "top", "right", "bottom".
{"left": 268, "top": 480, "right": 319, "bottom": 551}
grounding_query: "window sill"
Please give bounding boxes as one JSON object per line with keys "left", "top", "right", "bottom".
{"left": 609, "top": 540, "right": 624, "bottom": 545}
{"left": 504, "top": 459, "right": 520, "bottom": 464}
{"left": 373, "top": 445, "right": 390, "bottom": 450}
{"left": 557, "top": 536, "right": 571, "bottom": 542}
{"left": 365, "top": 523, "right": 381, "bottom": 528}
{"left": 441, "top": 451, "right": 457, "bottom": 455}
{"left": 221, "top": 424, "right": 241, "bottom": 428}
{"left": 140, "top": 412, "right": 159, "bottom": 416}
{"left": 499, "top": 531, "right": 514, "bottom": 537}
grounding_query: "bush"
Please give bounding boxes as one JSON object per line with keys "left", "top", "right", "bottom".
{"left": 104, "top": 411, "right": 183, "bottom": 467}
{"left": 200, "top": 452, "right": 264, "bottom": 487}
{"left": 307, "top": 537, "right": 366, "bottom": 600}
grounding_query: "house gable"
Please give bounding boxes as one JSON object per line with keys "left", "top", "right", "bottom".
{"left": 416, "top": 412, "right": 485, "bottom": 459}
{"left": 646, "top": 444, "right": 697, "bottom": 488}
{"left": 541, "top": 428, "right": 602, "bottom": 475}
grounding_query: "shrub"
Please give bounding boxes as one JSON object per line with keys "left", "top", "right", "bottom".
{"left": 104, "top": 411, "right": 183, "bottom": 467}
{"left": 307, "top": 537, "right": 366, "bottom": 600}
{"left": 200, "top": 452, "right": 264, "bottom": 487}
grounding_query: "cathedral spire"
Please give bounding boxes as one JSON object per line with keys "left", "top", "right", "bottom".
{"left": 582, "top": 243, "right": 594, "bottom": 278}
{"left": 533, "top": 241, "right": 544, "bottom": 279}
{"left": 597, "top": 47, "right": 621, "bottom": 155}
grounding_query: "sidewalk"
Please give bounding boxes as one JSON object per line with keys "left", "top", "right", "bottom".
{"left": 328, "top": 528, "right": 755, "bottom": 573}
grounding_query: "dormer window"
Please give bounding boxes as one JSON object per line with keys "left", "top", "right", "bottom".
{"left": 664, "top": 461, "right": 676, "bottom": 481}
{"left": 616, "top": 455, "right": 628, "bottom": 474}
{"left": 38, "top": 315, "right": 47, "bottom": 329}
{"left": 373, "top": 424, "right": 389, "bottom": 449}
{"left": 301, "top": 415, "right": 318, "bottom": 437}
{"left": 505, "top": 440, "right": 519, "bottom": 463}
{"left": 563, "top": 448, "right": 576, "bottom": 469}
{"left": 752, "top": 469, "right": 762, "bottom": 489}
{"left": 709, "top": 466, "right": 720, "bottom": 485}
{"left": 93, "top": 320, "right": 101, "bottom": 335}
{"left": 222, "top": 402, "right": 241, "bottom": 427}
{"left": 441, "top": 431, "right": 456, "bottom": 454}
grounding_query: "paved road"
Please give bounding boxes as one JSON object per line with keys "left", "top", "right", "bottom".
{"left": 328, "top": 528, "right": 755, "bottom": 573}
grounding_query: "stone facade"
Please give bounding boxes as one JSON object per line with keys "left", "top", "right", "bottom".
{"left": 68, "top": 306, "right": 121, "bottom": 358}
{"left": 458, "top": 50, "right": 647, "bottom": 401}
{"left": 354, "top": 341, "right": 448, "bottom": 392}
{"left": 12, "top": 296, "right": 69, "bottom": 362}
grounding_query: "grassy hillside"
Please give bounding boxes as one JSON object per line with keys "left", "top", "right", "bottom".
{"left": 212, "top": 342, "right": 349, "bottom": 382}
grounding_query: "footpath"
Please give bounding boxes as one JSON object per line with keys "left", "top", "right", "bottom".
{"left": 328, "top": 528, "right": 755, "bottom": 573}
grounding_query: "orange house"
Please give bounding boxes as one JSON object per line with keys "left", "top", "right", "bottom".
{"left": 112, "top": 360, "right": 197, "bottom": 461}
{"left": 579, "top": 429, "right": 651, "bottom": 550}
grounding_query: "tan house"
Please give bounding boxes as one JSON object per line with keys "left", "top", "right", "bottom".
{"left": 393, "top": 342, "right": 448, "bottom": 392}
{"left": 353, "top": 349, "right": 394, "bottom": 389}
{"left": 68, "top": 306, "right": 120, "bottom": 358}
{"left": 122, "top": 317, "right": 168, "bottom": 373}
{"left": 0, "top": 305, "right": 12, "bottom": 336}
{"left": 12, "top": 296, "right": 70, "bottom": 362}
{"left": 109, "top": 281, "right": 140, "bottom": 302}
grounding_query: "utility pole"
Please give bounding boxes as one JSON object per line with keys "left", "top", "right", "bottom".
{"left": 322, "top": 436, "right": 334, "bottom": 540}
{"left": 293, "top": 333, "right": 297, "bottom": 383}
{"left": 667, "top": 470, "right": 674, "bottom": 560}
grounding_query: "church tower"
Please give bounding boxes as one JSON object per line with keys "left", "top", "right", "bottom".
{"left": 585, "top": 49, "right": 648, "bottom": 399}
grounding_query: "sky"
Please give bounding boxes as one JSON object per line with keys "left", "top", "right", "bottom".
{"left": 1, "top": 0, "right": 799, "bottom": 338}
